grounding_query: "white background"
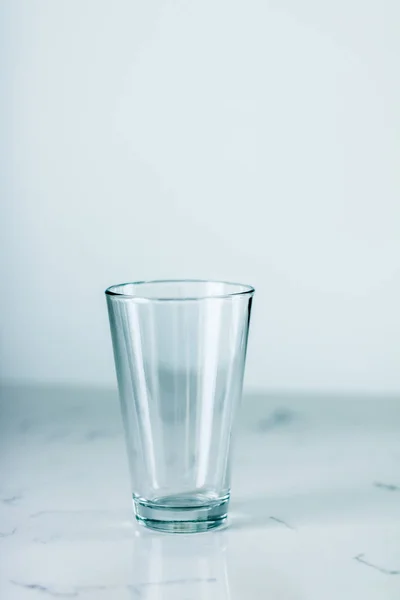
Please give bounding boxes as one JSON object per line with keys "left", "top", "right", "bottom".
{"left": 1, "top": 0, "right": 399, "bottom": 393}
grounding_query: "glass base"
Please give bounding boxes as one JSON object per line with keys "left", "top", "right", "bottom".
{"left": 133, "top": 494, "right": 229, "bottom": 533}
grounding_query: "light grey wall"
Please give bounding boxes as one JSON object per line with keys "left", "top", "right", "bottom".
{"left": 1, "top": 0, "right": 399, "bottom": 392}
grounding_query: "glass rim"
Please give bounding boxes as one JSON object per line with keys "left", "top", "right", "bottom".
{"left": 105, "top": 279, "right": 255, "bottom": 302}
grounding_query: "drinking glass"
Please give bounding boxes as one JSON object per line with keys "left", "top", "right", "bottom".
{"left": 106, "top": 280, "right": 254, "bottom": 533}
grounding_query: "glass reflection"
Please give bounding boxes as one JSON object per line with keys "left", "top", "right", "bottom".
{"left": 130, "top": 529, "right": 230, "bottom": 600}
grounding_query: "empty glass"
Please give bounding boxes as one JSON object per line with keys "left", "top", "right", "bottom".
{"left": 106, "top": 280, "right": 254, "bottom": 533}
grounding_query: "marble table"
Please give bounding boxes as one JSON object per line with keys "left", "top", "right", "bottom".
{"left": 0, "top": 385, "right": 399, "bottom": 599}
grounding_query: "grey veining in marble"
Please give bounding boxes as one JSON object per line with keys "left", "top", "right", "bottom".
{"left": 0, "top": 384, "right": 399, "bottom": 599}
{"left": 354, "top": 554, "right": 400, "bottom": 576}
{"left": 374, "top": 482, "right": 400, "bottom": 492}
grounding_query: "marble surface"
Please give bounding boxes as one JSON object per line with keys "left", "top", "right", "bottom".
{"left": 0, "top": 385, "right": 399, "bottom": 599}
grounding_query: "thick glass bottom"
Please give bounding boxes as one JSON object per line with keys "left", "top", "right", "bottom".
{"left": 133, "top": 493, "right": 229, "bottom": 533}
